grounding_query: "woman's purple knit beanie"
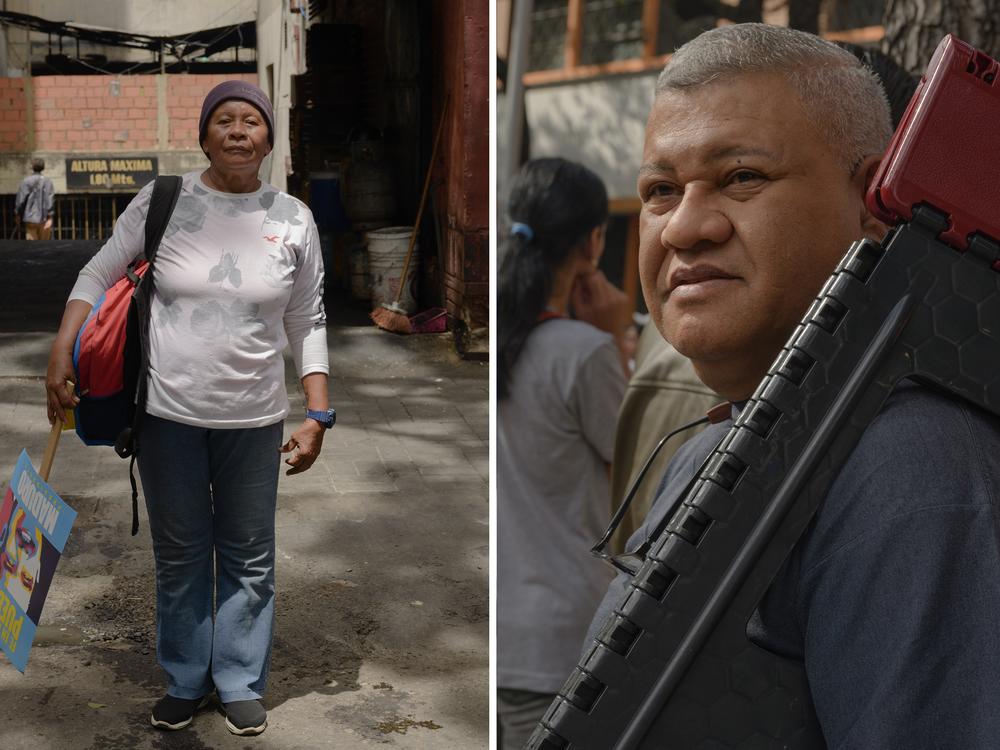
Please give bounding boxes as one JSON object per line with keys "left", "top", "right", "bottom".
{"left": 198, "top": 80, "right": 274, "bottom": 147}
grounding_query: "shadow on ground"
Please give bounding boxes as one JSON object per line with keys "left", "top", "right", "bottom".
{"left": 0, "top": 243, "right": 489, "bottom": 749}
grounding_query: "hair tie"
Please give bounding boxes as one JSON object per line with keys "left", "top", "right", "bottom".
{"left": 510, "top": 222, "right": 534, "bottom": 242}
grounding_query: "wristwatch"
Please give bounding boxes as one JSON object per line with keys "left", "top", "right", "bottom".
{"left": 305, "top": 408, "right": 336, "bottom": 429}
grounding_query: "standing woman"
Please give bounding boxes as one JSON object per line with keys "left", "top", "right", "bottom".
{"left": 497, "top": 158, "right": 629, "bottom": 748}
{"left": 44, "top": 81, "right": 333, "bottom": 736}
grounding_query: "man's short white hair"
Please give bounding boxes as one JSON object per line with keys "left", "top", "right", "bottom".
{"left": 657, "top": 23, "right": 893, "bottom": 175}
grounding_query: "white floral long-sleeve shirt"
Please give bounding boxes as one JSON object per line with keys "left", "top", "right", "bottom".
{"left": 70, "top": 171, "right": 328, "bottom": 429}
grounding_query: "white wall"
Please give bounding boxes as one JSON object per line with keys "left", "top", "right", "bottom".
{"left": 255, "top": 0, "right": 305, "bottom": 192}
{"left": 4, "top": 0, "right": 256, "bottom": 36}
{"left": 524, "top": 72, "right": 657, "bottom": 201}
{"left": 0, "top": 0, "right": 257, "bottom": 71}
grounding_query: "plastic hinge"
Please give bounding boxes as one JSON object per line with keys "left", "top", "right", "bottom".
{"left": 738, "top": 399, "right": 780, "bottom": 438}
{"left": 725, "top": 423, "right": 768, "bottom": 466}
{"left": 841, "top": 239, "right": 885, "bottom": 283}
{"left": 597, "top": 614, "right": 642, "bottom": 656}
{"left": 618, "top": 586, "right": 665, "bottom": 630}
{"left": 649, "top": 531, "right": 699, "bottom": 573}
{"left": 776, "top": 347, "right": 814, "bottom": 385}
{"left": 760, "top": 371, "right": 798, "bottom": 413}
{"left": 810, "top": 295, "right": 848, "bottom": 333}
{"left": 561, "top": 668, "right": 606, "bottom": 712}
{"left": 911, "top": 203, "right": 950, "bottom": 239}
{"left": 667, "top": 505, "right": 711, "bottom": 544}
{"left": 632, "top": 559, "right": 678, "bottom": 600}
{"left": 702, "top": 451, "right": 748, "bottom": 491}
{"left": 529, "top": 728, "right": 569, "bottom": 750}
{"left": 965, "top": 232, "right": 1000, "bottom": 270}
{"left": 687, "top": 478, "right": 736, "bottom": 522}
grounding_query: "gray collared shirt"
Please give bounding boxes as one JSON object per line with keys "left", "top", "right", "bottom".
{"left": 15, "top": 173, "right": 54, "bottom": 224}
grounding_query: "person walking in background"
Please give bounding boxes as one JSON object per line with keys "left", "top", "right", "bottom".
{"left": 44, "top": 80, "right": 332, "bottom": 737}
{"left": 14, "top": 158, "right": 54, "bottom": 240}
{"left": 497, "top": 158, "right": 630, "bottom": 749}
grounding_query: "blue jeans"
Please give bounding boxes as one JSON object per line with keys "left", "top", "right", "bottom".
{"left": 137, "top": 414, "right": 283, "bottom": 703}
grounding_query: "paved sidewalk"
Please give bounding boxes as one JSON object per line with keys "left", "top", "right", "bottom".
{"left": 0, "top": 299, "right": 488, "bottom": 749}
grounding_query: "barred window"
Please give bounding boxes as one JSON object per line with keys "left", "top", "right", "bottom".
{"left": 823, "top": 0, "right": 884, "bottom": 32}
{"left": 580, "top": 0, "right": 645, "bottom": 65}
{"left": 529, "top": 0, "right": 571, "bottom": 71}
{"left": 520, "top": 0, "right": 888, "bottom": 76}
{"left": 0, "top": 193, "right": 135, "bottom": 241}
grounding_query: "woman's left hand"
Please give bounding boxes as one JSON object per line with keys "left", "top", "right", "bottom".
{"left": 279, "top": 420, "right": 325, "bottom": 475}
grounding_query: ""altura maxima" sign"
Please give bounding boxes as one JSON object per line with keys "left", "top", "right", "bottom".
{"left": 65, "top": 157, "right": 158, "bottom": 191}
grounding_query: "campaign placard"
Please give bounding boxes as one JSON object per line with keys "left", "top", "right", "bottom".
{"left": 0, "top": 450, "right": 76, "bottom": 672}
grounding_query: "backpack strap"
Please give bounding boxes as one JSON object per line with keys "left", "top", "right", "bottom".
{"left": 125, "top": 174, "right": 182, "bottom": 536}
{"left": 144, "top": 175, "right": 182, "bottom": 263}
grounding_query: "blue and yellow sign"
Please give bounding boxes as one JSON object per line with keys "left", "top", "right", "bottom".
{"left": 0, "top": 450, "right": 76, "bottom": 672}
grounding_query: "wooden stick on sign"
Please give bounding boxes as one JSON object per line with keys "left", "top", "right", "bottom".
{"left": 39, "top": 418, "right": 61, "bottom": 483}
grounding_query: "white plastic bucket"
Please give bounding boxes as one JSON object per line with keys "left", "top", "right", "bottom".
{"left": 367, "top": 226, "right": 418, "bottom": 314}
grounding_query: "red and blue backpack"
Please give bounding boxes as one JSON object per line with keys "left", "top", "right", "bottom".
{"left": 71, "top": 175, "right": 182, "bottom": 533}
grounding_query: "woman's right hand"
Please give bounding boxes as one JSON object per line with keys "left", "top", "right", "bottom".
{"left": 571, "top": 269, "right": 630, "bottom": 337}
{"left": 45, "top": 346, "right": 79, "bottom": 425}
{"left": 45, "top": 299, "right": 93, "bottom": 425}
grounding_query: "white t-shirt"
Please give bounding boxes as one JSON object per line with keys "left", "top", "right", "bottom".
{"left": 69, "top": 171, "right": 328, "bottom": 429}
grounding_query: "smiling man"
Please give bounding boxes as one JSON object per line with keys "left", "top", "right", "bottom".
{"left": 582, "top": 23, "right": 1000, "bottom": 748}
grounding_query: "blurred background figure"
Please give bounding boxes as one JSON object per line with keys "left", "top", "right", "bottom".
{"left": 608, "top": 324, "right": 720, "bottom": 550}
{"left": 14, "top": 158, "right": 54, "bottom": 240}
{"left": 497, "top": 157, "right": 629, "bottom": 749}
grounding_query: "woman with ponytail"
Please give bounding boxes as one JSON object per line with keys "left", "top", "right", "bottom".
{"left": 497, "top": 158, "right": 629, "bottom": 748}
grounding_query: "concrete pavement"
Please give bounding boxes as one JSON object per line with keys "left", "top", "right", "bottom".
{"left": 0, "top": 282, "right": 489, "bottom": 749}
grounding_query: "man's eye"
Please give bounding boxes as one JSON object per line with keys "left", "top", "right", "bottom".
{"left": 645, "top": 183, "right": 678, "bottom": 200}
{"left": 728, "top": 170, "right": 763, "bottom": 185}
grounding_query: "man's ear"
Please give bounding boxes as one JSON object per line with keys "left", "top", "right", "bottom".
{"left": 855, "top": 154, "right": 888, "bottom": 241}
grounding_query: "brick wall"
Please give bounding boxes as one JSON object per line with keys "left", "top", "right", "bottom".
{"left": 167, "top": 73, "right": 259, "bottom": 148}
{"left": 34, "top": 75, "right": 158, "bottom": 151}
{"left": 0, "top": 78, "right": 30, "bottom": 153}
{"left": 0, "top": 72, "right": 259, "bottom": 154}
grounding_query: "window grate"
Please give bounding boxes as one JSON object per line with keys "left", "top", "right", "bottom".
{"left": 0, "top": 193, "right": 136, "bottom": 241}
{"left": 580, "top": 0, "right": 645, "bottom": 65}
{"left": 529, "top": 0, "right": 571, "bottom": 71}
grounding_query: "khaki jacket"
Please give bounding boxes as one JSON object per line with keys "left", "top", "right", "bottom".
{"left": 609, "top": 324, "right": 720, "bottom": 551}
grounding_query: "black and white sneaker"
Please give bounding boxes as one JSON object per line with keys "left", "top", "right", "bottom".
{"left": 150, "top": 694, "right": 209, "bottom": 730}
{"left": 223, "top": 699, "right": 268, "bottom": 736}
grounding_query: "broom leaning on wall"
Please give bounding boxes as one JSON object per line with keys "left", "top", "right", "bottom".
{"left": 370, "top": 95, "right": 449, "bottom": 334}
